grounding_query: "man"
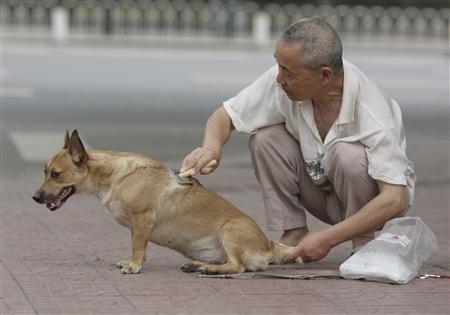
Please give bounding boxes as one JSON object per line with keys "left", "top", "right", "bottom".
{"left": 180, "top": 17, "right": 416, "bottom": 263}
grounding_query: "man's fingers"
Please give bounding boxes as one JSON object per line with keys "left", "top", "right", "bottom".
{"left": 283, "top": 247, "right": 301, "bottom": 264}
{"left": 182, "top": 159, "right": 217, "bottom": 177}
{"left": 195, "top": 157, "right": 216, "bottom": 174}
{"left": 199, "top": 159, "right": 218, "bottom": 174}
{"left": 284, "top": 254, "right": 309, "bottom": 264}
{"left": 180, "top": 148, "right": 204, "bottom": 172}
{"left": 283, "top": 253, "right": 300, "bottom": 263}
{"left": 283, "top": 255, "right": 294, "bottom": 264}
{"left": 180, "top": 148, "right": 218, "bottom": 176}
{"left": 199, "top": 164, "right": 217, "bottom": 175}
{"left": 180, "top": 157, "right": 195, "bottom": 173}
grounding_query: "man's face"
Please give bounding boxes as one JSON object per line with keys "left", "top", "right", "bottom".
{"left": 274, "top": 40, "right": 322, "bottom": 101}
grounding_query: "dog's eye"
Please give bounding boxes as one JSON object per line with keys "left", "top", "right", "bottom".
{"left": 51, "top": 171, "right": 61, "bottom": 178}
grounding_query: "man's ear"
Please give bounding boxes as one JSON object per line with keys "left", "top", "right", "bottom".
{"left": 320, "top": 66, "right": 333, "bottom": 83}
{"left": 68, "top": 130, "right": 89, "bottom": 165}
{"left": 63, "top": 130, "right": 70, "bottom": 149}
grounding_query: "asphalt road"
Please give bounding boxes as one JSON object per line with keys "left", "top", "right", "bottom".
{"left": 2, "top": 40, "right": 449, "bottom": 189}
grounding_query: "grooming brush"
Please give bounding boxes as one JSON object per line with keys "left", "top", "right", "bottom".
{"left": 171, "top": 159, "right": 218, "bottom": 185}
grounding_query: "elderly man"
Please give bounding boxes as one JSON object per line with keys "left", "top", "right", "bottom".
{"left": 180, "top": 17, "right": 415, "bottom": 263}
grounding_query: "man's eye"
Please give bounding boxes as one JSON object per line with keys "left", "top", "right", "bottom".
{"left": 281, "top": 70, "right": 295, "bottom": 80}
{"left": 51, "top": 171, "right": 61, "bottom": 178}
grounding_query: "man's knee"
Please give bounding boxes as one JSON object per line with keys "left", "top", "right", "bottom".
{"left": 249, "top": 124, "right": 296, "bottom": 156}
{"left": 323, "top": 142, "right": 368, "bottom": 179}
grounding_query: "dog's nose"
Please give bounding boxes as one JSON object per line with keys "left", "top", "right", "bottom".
{"left": 32, "top": 191, "right": 43, "bottom": 203}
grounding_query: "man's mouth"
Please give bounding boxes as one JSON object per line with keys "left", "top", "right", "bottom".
{"left": 283, "top": 89, "right": 293, "bottom": 99}
{"left": 281, "top": 86, "right": 291, "bottom": 96}
{"left": 46, "top": 185, "right": 76, "bottom": 211}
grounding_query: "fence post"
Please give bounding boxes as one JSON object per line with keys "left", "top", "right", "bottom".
{"left": 103, "top": 0, "right": 115, "bottom": 35}
{"left": 252, "top": 11, "right": 270, "bottom": 45}
{"left": 51, "top": 6, "right": 69, "bottom": 41}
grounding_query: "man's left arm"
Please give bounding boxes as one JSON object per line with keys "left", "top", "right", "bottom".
{"left": 284, "top": 181, "right": 406, "bottom": 262}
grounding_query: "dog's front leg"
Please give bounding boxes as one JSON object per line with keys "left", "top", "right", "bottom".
{"left": 116, "top": 214, "right": 150, "bottom": 274}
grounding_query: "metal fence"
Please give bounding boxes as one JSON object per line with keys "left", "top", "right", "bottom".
{"left": 1, "top": 0, "right": 449, "bottom": 42}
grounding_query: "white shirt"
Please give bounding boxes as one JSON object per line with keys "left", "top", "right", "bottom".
{"left": 223, "top": 61, "right": 416, "bottom": 206}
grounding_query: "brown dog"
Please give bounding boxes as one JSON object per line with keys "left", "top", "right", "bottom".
{"left": 33, "top": 130, "right": 301, "bottom": 274}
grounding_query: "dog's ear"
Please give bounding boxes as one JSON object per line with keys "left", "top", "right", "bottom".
{"left": 63, "top": 130, "right": 70, "bottom": 149}
{"left": 68, "top": 130, "right": 89, "bottom": 165}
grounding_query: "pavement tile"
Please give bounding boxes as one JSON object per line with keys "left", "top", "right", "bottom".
{"left": 1, "top": 295, "right": 37, "bottom": 315}
{"left": 319, "top": 292, "right": 450, "bottom": 306}
{"left": 179, "top": 309, "right": 240, "bottom": 315}
{"left": 49, "top": 295, "right": 138, "bottom": 313}
{"left": 204, "top": 282, "right": 246, "bottom": 295}
{"left": 237, "top": 306, "right": 338, "bottom": 315}
{"left": 1, "top": 264, "right": 38, "bottom": 314}
{"left": 299, "top": 277, "right": 450, "bottom": 295}
{"left": 212, "top": 279, "right": 308, "bottom": 296}
{"left": 339, "top": 305, "right": 449, "bottom": 314}
{"left": 1, "top": 306, "right": 36, "bottom": 315}
{"left": 126, "top": 296, "right": 190, "bottom": 314}
{"left": 223, "top": 293, "right": 335, "bottom": 308}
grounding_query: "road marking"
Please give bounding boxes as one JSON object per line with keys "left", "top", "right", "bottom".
{"left": 2, "top": 87, "right": 35, "bottom": 98}
{"left": 9, "top": 132, "right": 91, "bottom": 163}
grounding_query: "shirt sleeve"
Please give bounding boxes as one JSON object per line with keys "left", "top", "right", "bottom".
{"left": 223, "top": 65, "right": 286, "bottom": 134}
{"left": 358, "top": 96, "right": 411, "bottom": 186}
{"left": 362, "top": 127, "right": 409, "bottom": 186}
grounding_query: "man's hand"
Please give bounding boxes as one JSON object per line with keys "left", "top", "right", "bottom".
{"left": 283, "top": 231, "right": 332, "bottom": 263}
{"left": 180, "top": 106, "right": 233, "bottom": 176}
{"left": 181, "top": 147, "right": 219, "bottom": 176}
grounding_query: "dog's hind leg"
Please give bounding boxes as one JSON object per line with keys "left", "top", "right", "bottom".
{"left": 181, "top": 257, "right": 246, "bottom": 275}
{"left": 199, "top": 259, "right": 246, "bottom": 275}
{"left": 180, "top": 241, "right": 246, "bottom": 274}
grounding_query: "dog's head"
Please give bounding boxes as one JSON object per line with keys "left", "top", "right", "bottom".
{"left": 33, "top": 130, "right": 89, "bottom": 211}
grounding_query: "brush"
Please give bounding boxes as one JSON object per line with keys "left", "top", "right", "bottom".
{"left": 171, "top": 159, "right": 218, "bottom": 185}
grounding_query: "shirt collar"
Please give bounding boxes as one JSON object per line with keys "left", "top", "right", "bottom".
{"left": 336, "top": 60, "right": 359, "bottom": 125}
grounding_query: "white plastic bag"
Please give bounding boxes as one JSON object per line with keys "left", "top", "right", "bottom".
{"left": 339, "top": 217, "right": 439, "bottom": 284}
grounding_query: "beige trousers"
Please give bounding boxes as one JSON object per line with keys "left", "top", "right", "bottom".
{"left": 249, "top": 124, "right": 380, "bottom": 231}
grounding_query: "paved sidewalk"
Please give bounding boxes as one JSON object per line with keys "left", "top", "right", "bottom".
{"left": 1, "top": 166, "right": 449, "bottom": 315}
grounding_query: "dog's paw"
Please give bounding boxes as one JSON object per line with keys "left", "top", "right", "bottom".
{"left": 116, "top": 260, "right": 130, "bottom": 269}
{"left": 180, "top": 262, "right": 201, "bottom": 273}
{"left": 116, "top": 260, "right": 142, "bottom": 274}
{"left": 198, "top": 267, "right": 219, "bottom": 275}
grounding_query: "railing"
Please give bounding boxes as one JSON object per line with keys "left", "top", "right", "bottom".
{"left": 1, "top": 0, "right": 449, "bottom": 43}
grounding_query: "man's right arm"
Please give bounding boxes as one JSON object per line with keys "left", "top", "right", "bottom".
{"left": 180, "top": 106, "right": 234, "bottom": 175}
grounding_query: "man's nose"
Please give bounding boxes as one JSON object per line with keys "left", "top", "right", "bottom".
{"left": 276, "top": 72, "right": 285, "bottom": 85}
{"left": 32, "top": 191, "right": 44, "bottom": 203}
{"left": 276, "top": 72, "right": 283, "bottom": 84}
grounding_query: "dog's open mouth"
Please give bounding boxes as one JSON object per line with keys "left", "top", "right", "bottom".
{"left": 46, "top": 186, "right": 76, "bottom": 211}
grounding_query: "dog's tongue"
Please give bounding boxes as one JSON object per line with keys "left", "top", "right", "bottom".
{"left": 46, "top": 200, "right": 61, "bottom": 211}
{"left": 46, "top": 186, "right": 74, "bottom": 211}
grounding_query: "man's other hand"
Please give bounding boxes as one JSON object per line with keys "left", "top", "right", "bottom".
{"left": 283, "top": 231, "right": 332, "bottom": 263}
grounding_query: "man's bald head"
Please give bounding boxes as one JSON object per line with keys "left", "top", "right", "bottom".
{"left": 281, "top": 17, "right": 343, "bottom": 73}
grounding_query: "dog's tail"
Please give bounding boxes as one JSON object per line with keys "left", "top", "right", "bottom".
{"left": 270, "top": 241, "right": 303, "bottom": 265}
